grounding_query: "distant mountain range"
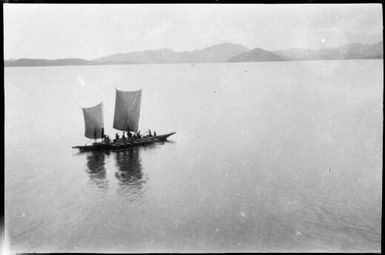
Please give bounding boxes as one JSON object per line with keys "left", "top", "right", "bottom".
{"left": 4, "top": 58, "right": 99, "bottom": 67}
{"left": 94, "top": 42, "right": 249, "bottom": 64}
{"left": 4, "top": 41, "right": 383, "bottom": 67}
{"left": 272, "top": 42, "right": 383, "bottom": 61}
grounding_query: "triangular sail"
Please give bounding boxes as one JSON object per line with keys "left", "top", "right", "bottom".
{"left": 82, "top": 102, "right": 104, "bottom": 139}
{"left": 113, "top": 89, "right": 142, "bottom": 132}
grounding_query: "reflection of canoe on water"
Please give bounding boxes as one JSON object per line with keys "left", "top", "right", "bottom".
{"left": 73, "top": 88, "right": 175, "bottom": 152}
{"left": 73, "top": 132, "right": 176, "bottom": 152}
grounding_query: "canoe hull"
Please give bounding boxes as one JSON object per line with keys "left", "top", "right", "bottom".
{"left": 73, "top": 132, "right": 176, "bottom": 152}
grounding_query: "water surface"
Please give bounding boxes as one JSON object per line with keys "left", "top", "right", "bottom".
{"left": 5, "top": 60, "right": 382, "bottom": 252}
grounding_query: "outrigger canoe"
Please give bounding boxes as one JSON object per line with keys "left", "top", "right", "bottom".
{"left": 73, "top": 132, "right": 175, "bottom": 152}
{"left": 73, "top": 88, "right": 175, "bottom": 152}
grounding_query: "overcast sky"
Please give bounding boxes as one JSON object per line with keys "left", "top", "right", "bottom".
{"left": 4, "top": 4, "right": 382, "bottom": 60}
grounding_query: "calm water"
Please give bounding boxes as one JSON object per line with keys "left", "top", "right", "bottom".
{"left": 5, "top": 60, "right": 382, "bottom": 252}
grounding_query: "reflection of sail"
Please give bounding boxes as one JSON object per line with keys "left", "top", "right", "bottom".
{"left": 85, "top": 151, "right": 108, "bottom": 190}
{"left": 114, "top": 148, "right": 146, "bottom": 194}
{"left": 82, "top": 102, "right": 104, "bottom": 139}
{"left": 113, "top": 89, "right": 141, "bottom": 132}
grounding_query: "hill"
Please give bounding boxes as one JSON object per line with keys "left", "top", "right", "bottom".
{"left": 177, "top": 42, "right": 250, "bottom": 63}
{"left": 228, "top": 48, "right": 284, "bottom": 62}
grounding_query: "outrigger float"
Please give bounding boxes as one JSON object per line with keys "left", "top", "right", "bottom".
{"left": 73, "top": 88, "right": 175, "bottom": 152}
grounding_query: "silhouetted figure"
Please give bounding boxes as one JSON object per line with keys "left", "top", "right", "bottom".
{"left": 128, "top": 132, "right": 132, "bottom": 138}
{"left": 115, "top": 133, "right": 119, "bottom": 141}
{"left": 101, "top": 128, "right": 104, "bottom": 138}
{"left": 154, "top": 131, "right": 157, "bottom": 136}
{"left": 148, "top": 129, "right": 152, "bottom": 136}
{"left": 94, "top": 129, "right": 97, "bottom": 140}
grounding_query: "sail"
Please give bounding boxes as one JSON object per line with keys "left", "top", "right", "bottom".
{"left": 82, "top": 102, "right": 104, "bottom": 139}
{"left": 113, "top": 89, "right": 142, "bottom": 132}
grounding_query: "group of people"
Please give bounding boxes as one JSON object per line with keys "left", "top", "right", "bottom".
{"left": 114, "top": 131, "right": 139, "bottom": 142}
{"left": 112, "top": 129, "right": 157, "bottom": 143}
{"left": 94, "top": 128, "right": 157, "bottom": 144}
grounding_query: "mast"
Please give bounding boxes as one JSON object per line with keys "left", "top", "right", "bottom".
{"left": 82, "top": 102, "right": 104, "bottom": 139}
{"left": 113, "top": 89, "right": 142, "bottom": 132}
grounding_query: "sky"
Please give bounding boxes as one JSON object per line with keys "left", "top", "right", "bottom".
{"left": 3, "top": 4, "right": 383, "bottom": 60}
